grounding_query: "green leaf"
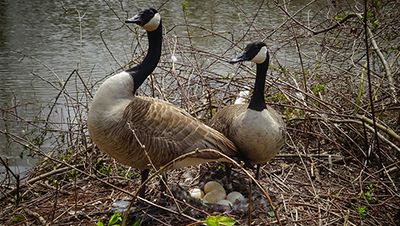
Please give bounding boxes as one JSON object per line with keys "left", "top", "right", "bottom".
{"left": 108, "top": 212, "right": 122, "bottom": 226}
{"left": 356, "top": 206, "right": 368, "bottom": 220}
{"left": 181, "top": 2, "right": 187, "bottom": 11}
{"left": 203, "top": 216, "right": 235, "bottom": 226}
{"left": 221, "top": 73, "right": 231, "bottom": 80}
{"left": 204, "top": 216, "right": 217, "bottom": 225}
{"left": 359, "top": 184, "right": 375, "bottom": 203}
{"left": 268, "top": 209, "right": 275, "bottom": 217}
{"left": 372, "top": 20, "right": 379, "bottom": 29}
{"left": 13, "top": 216, "right": 25, "bottom": 223}
{"left": 97, "top": 222, "right": 104, "bottom": 226}
{"left": 132, "top": 219, "right": 141, "bottom": 226}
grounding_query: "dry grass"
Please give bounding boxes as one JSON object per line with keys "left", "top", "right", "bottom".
{"left": 1, "top": 1, "right": 399, "bottom": 225}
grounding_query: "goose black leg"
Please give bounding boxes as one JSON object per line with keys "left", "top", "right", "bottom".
{"left": 225, "top": 162, "right": 233, "bottom": 190}
{"left": 255, "top": 165, "right": 261, "bottom": 180}
{"left": 159, "top": 172, "right": 168, "bottom": 204}
{"left": 139, "top": 169, "right": 149, "bottom": 198}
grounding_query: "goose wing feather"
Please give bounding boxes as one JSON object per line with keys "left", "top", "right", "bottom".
{"left": 208, "top": 104, "right": 247, "bottom": 136}
{"left": 119, "top": 96, "right": 238, "bottom": 168}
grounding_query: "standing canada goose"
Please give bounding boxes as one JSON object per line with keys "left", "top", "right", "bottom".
{"left": 208, "top": 42, "right": 286, "bottom": 179}
{"left": 87, "top": 8, "right": 240, "bottom": 198}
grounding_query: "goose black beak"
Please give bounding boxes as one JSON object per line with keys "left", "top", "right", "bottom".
{"left": 229, "top": 51, "right": 248, "bottom": 64}
{"left": 125, "top": 14, "right": 144, "bottom": 25}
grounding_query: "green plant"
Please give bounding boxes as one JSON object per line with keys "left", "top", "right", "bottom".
{"left": 49, "top": 177, "right": 59, "bottom": 186}
{"left": 107, "top": 212, "right": 122, "bottom": 226}
{"left": 99, "top": 164, "right": 111, "bottom": 176}
{"left": 268, "top": 209, "right": 275, "bottom": 217}
{"left": 311, "top": 83, "right": 325, "bottom": 96}
{"left": 181, "top": 1, "right": 189, "bottom": 18}
{"left": 181, "top": 1, "right": 187, "bottom": 12}
{"left": 58, "top": 154, "right": 71, "bottom": 161}
{"left": 356, "top": 206, "right": 368, "bottom": 220}
{"left": 13, "top": 215, "right": 25, "bottom": 223}
{"left": 218, "top": 164, "right": 225, "bottom": 171}
{"left": 284, "top": 107, "right": 304, "bottom": 121}
{"left": 371, "top": 0, "right": 381, "bottom": 7}
{"left": 31, "top": 134, "right": 45, "bottom": 147}
{"left": 278, "top": 65, "right": 287, "bottom": 75}
{"left": 270, "top": 93, "right": 287, "bottom": 103}
{"left": 202, "top": 216, "right": 235, "bottom": 226}
{"left": 363, "top": 11, "right": 374, "bottom": 21}
{"left": 117, "top": 167, "right": 135, "bottom": 179}
{"left": 221, "top": 73, "right": 231, "bottom": 80}
{"left": 360, "top": 184, "right": 375, "bottom": 203}
{"left": 97, "top": 212, "right": 140, "bottom": 226}
{"left": 68, "top": 170, "right": 79, "bottom": 179}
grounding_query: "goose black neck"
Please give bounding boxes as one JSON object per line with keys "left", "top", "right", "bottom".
{"left": 248, "top": 54, "right": 269, "bottom": 111}
{"left": 127, "top": 21, "right": 163, "bottom": 93}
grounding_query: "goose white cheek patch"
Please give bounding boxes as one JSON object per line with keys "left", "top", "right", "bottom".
{"left": 250, "top": 46, "right": 268, "bottom": 64}
{"left": 142, "top": 13, "right": 161, "bottom": 32}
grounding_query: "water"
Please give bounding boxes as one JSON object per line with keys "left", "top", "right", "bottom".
{"left": 0, "top": 0, "right": 133, "bottom": 178}
{"left": 0, "top": 0, "right": 360, "bottom": 177}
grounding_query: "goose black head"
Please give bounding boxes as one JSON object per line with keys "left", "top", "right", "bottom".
{"left": 125, "top": 8, "right": 161, "bottom": 32}
{"left": 230, "top": 42, "right": 269, "bottom": 64}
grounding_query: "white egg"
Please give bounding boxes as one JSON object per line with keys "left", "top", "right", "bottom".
{"left": 189, "top": 187, "right": 204, "bottom": 198}
{"left": 204, "top": 181, "right": 225, "bottom": 194}
{"left": 203, "top": 189, "right": 226, "bottom": 204}
{"left": 200, "top": 198, "right": 208, "bottom": 204}
{"left": 217, "top": 199, "right": 233, "bottom": 206}
{"left": 226, "top": 191, "right": 245, "bottom": 204}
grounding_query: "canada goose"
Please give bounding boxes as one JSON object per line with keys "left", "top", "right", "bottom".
{"left": 87, "top": 8, "right": 240, "bottom": 199}
{"left": 208, "top": 42, "right": 286, "bottom": 179}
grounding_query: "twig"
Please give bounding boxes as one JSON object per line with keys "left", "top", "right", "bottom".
{"left": 229, "top": 0, "right": 265, "bottom": 42}
{"left": 313, "top": 14, "right": 358, "bottom": 35}
{"left": 363, "top": 16, "right": 397, "bottom": 103}
{"left": 363, "top": 0, "right": 382, "bottom": 168}
{"left": 45, "top": 70, "right": 76, "bottom": 130}
{"left": 266, "top": 0, "right": 317, "bottom": 39}
{"left": 290, "top": 21, "right": 308, "bottom": 101}
{"left": 356, "top": 114, "right": 400, "bottom": 144}
{"left": 354, "top": 60, "right": 368, "bottom": 114}
{"left": 0, "top": 165, "right": 83, "bottom": 202}
{"left": 274, "top": 0, "right": 315, "bottom": 34}
{"left": 26, "top": 210, "right": 47, "bottom": 225}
